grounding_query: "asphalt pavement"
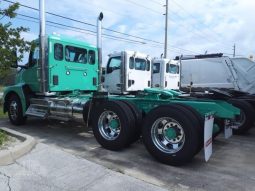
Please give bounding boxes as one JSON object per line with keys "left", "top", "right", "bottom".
{"left": 0, "top": 118, "right": 255, "bottom": 191}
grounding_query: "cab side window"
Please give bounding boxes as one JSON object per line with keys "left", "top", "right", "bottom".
{"left": 146, "top": 60, "right": 151, "bottom": 71}
{"left": 166, "top": 63, "right": 179, "bottom": 74}
{"left": 54, "top": 43, "right": 63, "bottom": 61}
{"left": 107, "top": 56, "right": 121, "bottom": 74}
{"left": 88, "top": 50, "right": 95, "bottom": 64}
{"left": 153, "top": 63, "right": 160, "bottom": 73}
{"left": 65, "top": 46, "right": 87, "bottom": 63}
{"left": 129, "top": 57, "right": 135, "bottom": 69}
{"left": 135, "top": 58, "right": 146, "bottom": 71}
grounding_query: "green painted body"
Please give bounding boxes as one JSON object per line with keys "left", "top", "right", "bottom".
{"left": 48, "top": 35, "right": 98, "bottom": 92}
{"left": 11, "top": 35, "right": 98, "bottom": 94}
{"left": 106, "top": 89, "right": 239, "bottom": 119}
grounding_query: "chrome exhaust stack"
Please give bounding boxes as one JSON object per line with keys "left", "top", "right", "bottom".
{"left": 97, "top": 12, "right": 104, "bottom": 92}
{"left": 39, "top": 0, "right": 47, "bottom": 93}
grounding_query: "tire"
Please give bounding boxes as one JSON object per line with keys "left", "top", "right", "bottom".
{"left": 7, "top": 94, "right": 27, "bottom": 126}
{"left": 91, "top": 100, "right": 136, "bottom": 150}
{"left": 174, "top": 103, "right": 204, "bottom": 154}
{"left": 120, "top": 100, "right": 143, "bottom": 143}
{"left": 228, "top": 99, "right": 255, "bottom": 135}
{"left": 142, "top": 104, "right": 200, "bottom": 166}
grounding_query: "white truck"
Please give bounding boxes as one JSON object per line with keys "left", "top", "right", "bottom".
{"left": 179, "top": 54, "right": 255, "bottom": 94}
{"left": 151, "top": 58, "right": 180, "bottom": 90}
{"left": 142, "top": 55, "right": 255, "bottom": 135}
{"left": 103, "top": 51, "right": 151, "bottom": 94}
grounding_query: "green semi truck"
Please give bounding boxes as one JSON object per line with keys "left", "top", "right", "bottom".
{"left": 2, "top": 1, "right": 239, "bottom": 166}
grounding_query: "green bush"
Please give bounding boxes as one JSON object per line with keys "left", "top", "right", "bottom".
{"left": 0, "top": 130, "right": 7, "bottom": 146}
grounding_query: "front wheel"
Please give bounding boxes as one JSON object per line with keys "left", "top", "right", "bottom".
{"left": 7, "top": 94, "right": 27, "bottom": 125}
{"left": 142, "top": 104, "right": 200, "bottom": 166}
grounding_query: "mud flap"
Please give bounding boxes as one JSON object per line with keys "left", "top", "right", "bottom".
{"left": 224, "top": 120, "right": 235, "bottom": 139}
{"left": 204, "top": 113, "right": 214, "bottom": 162}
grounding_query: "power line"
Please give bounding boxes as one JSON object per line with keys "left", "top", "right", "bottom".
{"left": 125, "top": 0, "right": 163, "bottom": 15}
{"left": 17, "top": 13, "right": 149, "bottom": 45}
{"left": 4, "top": 0, "right": 200, "bottom": 55}
{"left": 17, "top": 13, "right": 199, "bottom": 54}
{"left": 3, "top": 0, "right": 163, "bottom": 45}
{"left": 149, "top": 0, "right": 164, "bottom": 6}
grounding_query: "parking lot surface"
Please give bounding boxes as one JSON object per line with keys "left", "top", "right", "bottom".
{"left": 0, "top": 118, "right": 254, "bottom": 191}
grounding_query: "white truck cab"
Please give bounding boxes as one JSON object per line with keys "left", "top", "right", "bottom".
{"left": 103, "top": 51, "right": 151, "bottom": 94}
{"left": 152, "top": 59, "right": 180, "bottom": 90}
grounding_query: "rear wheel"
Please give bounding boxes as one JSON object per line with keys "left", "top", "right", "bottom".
{"left": 142, "top": 104, "right": 200, "bottom": 166}
{"left": 174, "top": 103, "right": 204, "bottom": 154}
{"left": 119, "top": 100, "right": 143, "bottom": 143}
{"left": 228, "top": 99, "right": 255, "bottom": 135}
{"left": 7, "top": 94, "right": 27, "bottom": 125}
{"left": 91, "top": 100, "right": 135, "bottom": 150}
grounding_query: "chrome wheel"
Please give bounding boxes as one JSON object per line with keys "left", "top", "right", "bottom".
{"left": 151, "top": 117, "right": 185, "bottom": 154}
{"left": 9, "top": 100, "right": 18, "bottom": 121}
{"left": 98, "top": 110, "right": 121, "bottom": 140}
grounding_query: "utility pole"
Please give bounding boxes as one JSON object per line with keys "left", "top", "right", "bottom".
{"left": 164, "top": 0, "right": 168, "bottom": 58}
{"left": 233, "top": 44, "right": 236, "bottom": 58}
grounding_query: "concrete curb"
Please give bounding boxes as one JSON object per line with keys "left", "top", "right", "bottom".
{"left": 0, "top": 127, "right": 37, "bottom": 166}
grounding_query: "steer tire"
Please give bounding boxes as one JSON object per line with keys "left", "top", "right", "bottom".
{"left": 91, "top": 100, "right": 135, "bottom": 150}
{"left": 7, "top": 94, "right": 27, "bottom": 126}
{"left": 120, "top": 100, "right": 143, "bottom": 143}
{"left": 228, "top": 99, "right": 255, "bottom": 135}
{"left": 142, "top": 104, "right": 200, "bottom": 166}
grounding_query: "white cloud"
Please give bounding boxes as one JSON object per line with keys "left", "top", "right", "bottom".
{"left": 10, "top": 0, "right": 255, "bottom": 60}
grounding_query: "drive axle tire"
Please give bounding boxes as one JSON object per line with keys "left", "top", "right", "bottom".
{"left": 91, "top": 100, "right": 135, "bottom": 150}
{"left": 174, "top": 103, "right": 204, "bottom": 154}
{"left": 142, "top": 104, "right": 200, "bottom": 166}
{"left": 228, "top": 99, "right": 255, "bottom": 135}
{"left": 7, "top": 94, "right": 27, "bottom": 126}
{"left": 120, "top": 100, "right": 143, "bottom": 143}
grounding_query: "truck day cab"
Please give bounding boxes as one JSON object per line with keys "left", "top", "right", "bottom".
{"left": 2, "top": 0, "right": 240, "bottom": 166}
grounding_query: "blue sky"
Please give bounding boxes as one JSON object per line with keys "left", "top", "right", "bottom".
{"left": 1, "top": 0, "right": 254, "bottom": 64}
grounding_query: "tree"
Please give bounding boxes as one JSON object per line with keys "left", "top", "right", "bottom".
{"left": 0, "top": 2, "right": 31, "bottom": 79}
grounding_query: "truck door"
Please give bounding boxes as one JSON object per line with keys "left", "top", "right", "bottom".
{"left": 165, "top": 62, "right": 180, "bottom": 90}
{"left": 48, "top": 38, "right": 98, "bottom": 92}
{"left": 152, "top": 62, "right": 162, "bottom": 88}
{"left": 21, "top": 46, "right": 41, "bottom": 92}
{"left": 104, "top": 56, "right": 122, "bottom": 93}
{"left": 126, "top": 56, "right": 151, "bottom": 91}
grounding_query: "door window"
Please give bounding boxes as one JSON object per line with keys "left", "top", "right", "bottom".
{"left": 107, "top": 56, "right": 121, "bottom": 73}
